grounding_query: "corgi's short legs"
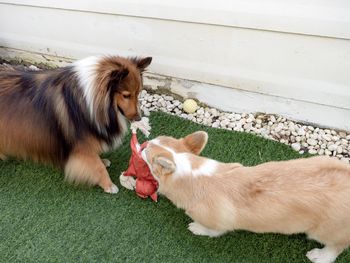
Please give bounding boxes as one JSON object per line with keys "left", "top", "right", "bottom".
{"left": 306, "top": 246, "right": 341, "bottom": 263}
{"left": 306, "top": 222, "right": 350, "bottom": 263}
{"left": 188, "top": 222, "right": 226, "bottom": 237}
{"left": 0, "top": 153, "right": 7, "bottom": 161}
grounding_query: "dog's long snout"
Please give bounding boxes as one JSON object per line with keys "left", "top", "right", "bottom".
{"left": 133, "top": 115, "right": 141, "bottom": 121}
{"left": 132, "top": 108, "right": 142, "bottom": 121}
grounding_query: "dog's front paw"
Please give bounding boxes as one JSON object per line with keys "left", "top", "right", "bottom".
{"left": 0, "top": 154, "right": 7, "bottom": 161}
{"left": 188, "top": 222, "right": 225, "bottom": 237}
{"left": 104, "top": 183, "right": 119, "bottom": 194}
{"left": 306, "top": 247, "right": 338, "bottom": 263}
{"left": 119, "top": 173, "right": 136, "bottom": 190}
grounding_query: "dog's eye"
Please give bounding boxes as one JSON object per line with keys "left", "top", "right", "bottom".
{"left": 123, "top": 94, "right": 131, "bottom": 99}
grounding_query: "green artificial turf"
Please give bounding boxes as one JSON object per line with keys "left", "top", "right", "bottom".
{"left": 0, "top": 111, "right": 349, "bottom": 263}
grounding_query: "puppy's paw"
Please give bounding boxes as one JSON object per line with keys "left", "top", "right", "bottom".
{"left": 188, "top": 222, "right": 225, "bottom": 237}
{"left": 102, "top": 158, "right": 111, "bottom": 167}
{"left": 0, "top": 154, "right": 7, "bottom": 161}
{"left": 104, "top": 183, "right": 119, "bottom": 194}
{"left": 306, "top": 247, "right": 338, "bottom": 263}
{"left": 119, "top": 173, "right": 136, "bottom": 190}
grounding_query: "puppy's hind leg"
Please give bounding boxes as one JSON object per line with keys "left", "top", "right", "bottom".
{"left": 65, "top": 151, "right": 118, "bottom": 194}
{"left": 306, "top": 225, "right": 350, "bottom": 263}
{"left": 0, "top": 153, "right": 7, "bottom": 161}
{"left": 306, "top": 245, "right": 344, "bottom": 263}
{"left": 188, "top": 222, "right": 226, "bottom": 237}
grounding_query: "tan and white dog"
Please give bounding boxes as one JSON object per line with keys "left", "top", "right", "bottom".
{"left": 141, "top": 131, "right": 350, "bottom": 263}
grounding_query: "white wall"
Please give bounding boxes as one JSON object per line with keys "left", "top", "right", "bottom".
{"left": 0, "top": 0, "right": 350, "bottom": 130}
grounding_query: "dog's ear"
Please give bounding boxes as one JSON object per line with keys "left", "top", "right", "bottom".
{"left": 153, "top": 155, "right": 176, "bottom": 176}
{"left": 183, "top": 131, "right": 208, "bottom": 155}
{"left": 133, "top": 57, "right": 152, "bottom": 71}
{"left": 108, "top": 68, "right": 129, "bottom": 91}
{"left": 110, "top": 68, "right": 129, "bottom": 82}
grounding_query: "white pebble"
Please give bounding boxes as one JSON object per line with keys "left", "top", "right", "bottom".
{"left": 325, "top": 149, "right": 332, "bottom": 156}
{"left": 336, "top": 146, "right": 343, "bottom": 154}
{"left": 309, "top": 149, "right": 317, "bottom": 154}
{"left": 339, "top": 132, "right": 347, "bottom": 138}
{"left": 137, "top": 89, "right": 349, "bottom": 162}
{"left": 298, "top": 129, "right": 306, "bottom": 136}
{"left": 29, "top": 65, "right": 39, "bottom": 71}
{"left": 142, "top": 108, "right": 150, "bottom": 116}
{"left": 212, "top": 122, "right": 219, "bottom": 128}
{"left": 327, "top": 144, "right": 337, "bottom": 151}
{"left": 302, "top": 142, "right": 308, "bottom": 148}
{"left": 332, "top": 136, "right": 339, "bottom": 142}
{"left": 341, "top": 139, "right": 348, "bottom": 145}
{"left": 244, "top": 123, "right": 253, "bottom": 131}
{"left": 307, "top": 138, "right": 317, "bottom": 146}
{"left": 322, "top": 134, "right": 332, "bottom": 141}
{"left": 197, "top": 108, "right": 204, "bottom": 115}
{"left": 234, "top": 114, "right": 241, "bottom": 121}
{"left": 209, "top": 108, "right": 218, "bottom": 116}
{"left": 318, "top": 149, "right": 324, "bottom": 155}
{"left": 291, "top": 143, "right": 301, "bottom": 151}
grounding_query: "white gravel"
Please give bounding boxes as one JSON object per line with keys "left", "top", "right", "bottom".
{"left": 139, "top": 90, "right": 350, "bottom": 164}
{"left": 3, "top": 62, "right": 349, "bottom": 163}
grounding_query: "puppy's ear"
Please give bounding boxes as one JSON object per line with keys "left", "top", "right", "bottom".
{"left": 110, "top": 68, "right": 129, "bottom": 82}
{"left": 133, "top": 57, "right": 152, "bottom": 71}
{"left": 183, "top": 131, "right": 208, "bottom": 155}
{"left": 153, "top": 156, "right": 175, "bottom": 175}
{"left": 108, "top": 68, "right": 129, "bottom": 91}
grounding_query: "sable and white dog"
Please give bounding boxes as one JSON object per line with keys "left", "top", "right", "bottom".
{"left": 141, "top": 131, "right": 350, "bottom": 263}
{"left": 0, "top": 55, "right": 151, "bottom": 193}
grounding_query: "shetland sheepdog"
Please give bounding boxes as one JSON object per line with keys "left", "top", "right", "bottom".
{"left": 141, "top": 131, "right": 350, "bottom": 263}
{"left": 0, "top": 55, "right": 152, "bottom": 193}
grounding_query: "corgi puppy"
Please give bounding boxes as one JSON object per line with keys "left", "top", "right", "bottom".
{"left": 0, "top": 55, "right": 152, "bottom": 193}
{"left": 142, "top": 131, "right": 350, "bottom": 263}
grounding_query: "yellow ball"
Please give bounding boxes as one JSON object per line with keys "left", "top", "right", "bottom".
{"left": 183, "top": 99, "right": 198, "bottom": 114}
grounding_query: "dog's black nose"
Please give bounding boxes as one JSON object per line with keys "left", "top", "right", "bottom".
{"left": 133, "top": 115, "right": 141, "bottom": 121}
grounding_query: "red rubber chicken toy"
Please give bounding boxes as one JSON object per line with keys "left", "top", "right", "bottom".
{"left": 119, "top": 117, "right": 158, "bottom": 201}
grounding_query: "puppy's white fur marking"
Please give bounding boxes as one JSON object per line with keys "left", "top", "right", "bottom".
{"left": 151, "top": 139, "right": 170, "bottom": 153}
{"left": 306, "top": 247, "right": 338, "bottom": 263}
{"left": 112, "top": 111, "right": 128, "bottom": 147}
{"left": 173, "top": 153, "right": 192, "bottom": 177}
{"left": 101, "top": 111, "right": 128, "bottom": 153}
{"left": 152, "top": 139, "right": 192, "bottom": 177}
{"left": 74, "top": 56, "right": 101, "bottom": 126}
{"left": 188, "top": 222, "right": 225, "bottom": 237}
{"left": 151, "top": 139, "right": 217, "bottom": 178}
{"left": 192, "top": 159, "right": 218, "bottom": 177}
